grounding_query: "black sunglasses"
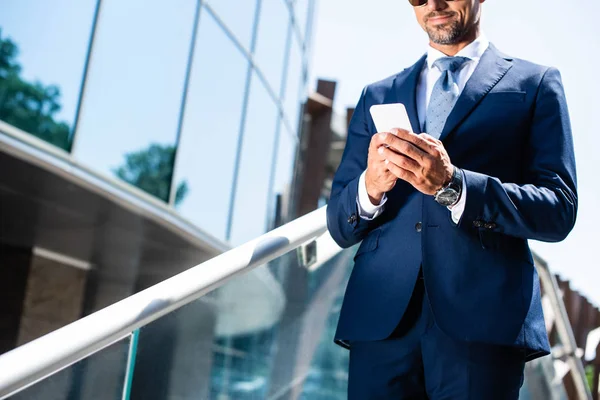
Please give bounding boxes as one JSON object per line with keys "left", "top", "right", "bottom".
{"left": 408, "top": 0, "right": 457, "bottom": 6}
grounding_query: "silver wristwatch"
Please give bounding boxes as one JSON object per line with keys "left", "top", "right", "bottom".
{"left": 434, "top": 166, "right": 463, "bottom": 207}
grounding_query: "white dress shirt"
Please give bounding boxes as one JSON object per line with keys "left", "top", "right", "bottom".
{"left": 357, "top": 35, "right": 490, "bottom": 223}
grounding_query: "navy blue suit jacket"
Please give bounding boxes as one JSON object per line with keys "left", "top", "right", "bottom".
{"left": 326, "top": 44, "right": 577, "bottom": 360}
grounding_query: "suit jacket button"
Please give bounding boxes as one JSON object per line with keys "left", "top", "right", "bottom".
{"left": 473, "top": 220, "right": 484, "bottom": 228}
{"left": 415, "top": 222, "right": 422, "bottom": 232}
{"left": 347, "top": 214, "right": 357, "bottom": 224}
{"left": 485, "top": 222, "right": 497, "bottom": 230}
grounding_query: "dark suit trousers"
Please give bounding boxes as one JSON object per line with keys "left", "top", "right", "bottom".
{"left": 348, "top": 274, "right": 526, "bottom": 399}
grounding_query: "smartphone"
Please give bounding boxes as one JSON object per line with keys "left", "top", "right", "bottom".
{"left": 369, "top": 103, "right": 413, "bottom": 134}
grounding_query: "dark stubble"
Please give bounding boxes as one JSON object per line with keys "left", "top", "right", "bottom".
{"left": 424, "top": 12, "right": 471, "bottom": 45}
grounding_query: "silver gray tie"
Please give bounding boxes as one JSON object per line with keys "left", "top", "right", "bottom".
{"left": 425, "top": 56, "right": 470, "bottom": 139}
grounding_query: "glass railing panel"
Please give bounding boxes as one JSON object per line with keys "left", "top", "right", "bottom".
{"left": 7, "top": 336, "right": 132, "bottom": 400}
{"left": 521, "top": 354, "right": 569, "bottom": 400}
{"left": 296, "top": 251, "right": 354, "bottom": 400}
{"left": 127, "top": 244, "right": 356, "bottom": 399}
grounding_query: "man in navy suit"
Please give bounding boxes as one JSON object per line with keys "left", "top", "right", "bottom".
{"left": 326, "top": 0, "right": 578, "bottom": 398}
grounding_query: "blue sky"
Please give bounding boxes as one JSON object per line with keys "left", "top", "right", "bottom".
{"left": 309, "top": 0, "right": 600, "bottom": 305}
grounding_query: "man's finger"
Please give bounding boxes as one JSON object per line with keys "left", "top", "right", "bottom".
{"left": 419, "top": 133, "right": 442, "bottom": 146}
{"left": 383, "top": 134, "right": 428, "bottom": 163}
{"left": 376, "top": 144, "right": 391, "bottom": 161}
{"left": 372, "top": 131, "right": 391, "bottom": 144}
{"left": 381, "top": 147, "right": 420, "bottom": 174}
{"left": 385, "top": 160, "right": 418, "bottom": 185}
{"left": 392, "top": 128, "right": 436, "bottom": 155}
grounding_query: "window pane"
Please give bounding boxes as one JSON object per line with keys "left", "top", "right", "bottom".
{"left": 294, "top": 0, "right": 310, "bottom": 39}
{"left": 253, "top": 0, "right": 290, "bottom": 96}
{"left": 283, "top": 35, "right": 304, "bottom": 135}
{"left": 205, "top": 0, "right": 258, "bottom": 52}
{"left": 73, "top": 0, "right": 197, "bottom": 202}
{"left": 172, "top": 12, "right": 249, "bottom": 241}
{"left": 0, "top": 0, "right": 97, "bottom": 151}
{"left": 229, "top": 74, "right": 279, "bottom": 245}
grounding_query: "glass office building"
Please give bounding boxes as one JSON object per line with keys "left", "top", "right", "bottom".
{"left": 0, "top": 0, "right": 312, "bottom": 245}
{"left": 0, "top": 1, "right": 363, "bottom": 399}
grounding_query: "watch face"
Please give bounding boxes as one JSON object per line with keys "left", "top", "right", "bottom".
{"left": 436, "top": 188, "right": 459, "bottom": 206}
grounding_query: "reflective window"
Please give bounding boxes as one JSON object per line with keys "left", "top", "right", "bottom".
{"left": 229, "top": 74, "right": 279, "bottom": 245}
{"left": 73, "top": 0, "right": 197, "bottom": 202}
{"left": 205, "top": 0, "right": 258, "bottom": 52}
{"left": 0, "top": 0, "right": 98, "bottom": 150}
{"left": 283, "top": 35, "right": 304, "bottom": 135}
{"left": 294, "top": 0, "right": 310, "bottom": 39}
{"left": 253, "top": 0, "right": 290, "bottom": 96}
{"left": 172, "top": 12, "right": 249, "bottom": 242}
{"left": 304, "top": 0, "right": 317, "bottom": 58}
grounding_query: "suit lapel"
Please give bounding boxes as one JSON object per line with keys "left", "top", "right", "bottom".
{"left": 386, "top": 54, "right": 427, "bottom": 133}
{"left": 438, "top": 44, "right": 513, "bottom": 142}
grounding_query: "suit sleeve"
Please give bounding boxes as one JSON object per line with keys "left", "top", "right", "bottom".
{"left": 458, "top": 67, "right": 578, "bottom": 242}
{"left": 326, "top": 87, "right": 379, "bottom": 248}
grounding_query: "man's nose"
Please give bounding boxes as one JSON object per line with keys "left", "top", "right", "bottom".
{"left": 425, "top": 0, "right": 449, "bottom": 11}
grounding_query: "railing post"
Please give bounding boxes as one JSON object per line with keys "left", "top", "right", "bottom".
{"left": 536, "top": 257, "right": 592, "bottom": 400}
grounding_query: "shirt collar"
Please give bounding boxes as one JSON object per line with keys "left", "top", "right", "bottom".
{"left": 426, "top": 34, "right": 490, "bottom": 69}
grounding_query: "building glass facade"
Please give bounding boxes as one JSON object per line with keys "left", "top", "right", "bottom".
{"left": 0, "top": 1, "right": 372, "bottom": 398}
{"left": 0, "top": 0, "right": 311, "bottom": 245}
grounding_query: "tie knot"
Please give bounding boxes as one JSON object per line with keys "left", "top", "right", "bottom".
{"left": 433, "top": 56, "right": 470, "bottom": 73}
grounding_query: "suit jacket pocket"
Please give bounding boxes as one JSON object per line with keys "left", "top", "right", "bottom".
{"left": 478, "top": 230, "right": 533, "bottom": 264}
{"left": 486, "top": 91, "right": 526, "bottom": 103}
{"left": 354, "top": 229, "right": 381, "bottom": 260}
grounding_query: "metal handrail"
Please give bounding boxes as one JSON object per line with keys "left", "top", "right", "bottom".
{"left": 0, "top": 207, "right": 329, "bottom": 399}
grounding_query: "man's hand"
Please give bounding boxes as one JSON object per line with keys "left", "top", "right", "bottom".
{"left": 378, "top": 128, "right": 454, "bottom": 196}
{"left": 364, "top": 132, "right": 399, "bottom": 204}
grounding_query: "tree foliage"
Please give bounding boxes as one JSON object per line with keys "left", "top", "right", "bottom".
{"left": 0, "top": 28, "right": 71, "bottom": 150}
{"left": 114, "top": 144, "right": 189, "bottom": 205}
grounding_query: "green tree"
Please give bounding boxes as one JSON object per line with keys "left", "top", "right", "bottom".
{"left": 0, "top": 28, "right": 71, "bottom": 150}
{"left": 114, "top": 144, "right": 189, "bottom": 205}
{"left": 586, "top": 365, "right": 595, "bottom": 393}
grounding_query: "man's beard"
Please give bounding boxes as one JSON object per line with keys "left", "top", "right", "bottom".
{"left": 425, "top": 18, "right": 469, "bottom": 45}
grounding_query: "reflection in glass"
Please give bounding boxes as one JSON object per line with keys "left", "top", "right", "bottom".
{"left": 229, "top": 74, "right": 280, "bottom": 245}
{"left": 113, "top": 144, "right": 188, "bottom": 205}
{"left": 0, "top": 0, "right": 98, "bottom": 150}
{"left": 210, "top": 320, "right": 279, "bottom": 399}
{"left": 9, "top": 337, "right": 131, "bottom": 400}
{"left": 205, "top": 0, "right": 258, "bottom": 51}
{"left": 172, "top": 11, "right": 249, "bottom": 241}
{"left": 299, "top": 254, "right": 353, "bottom": 400}
{"left": 283, "top": 35, "right": 305, "bottom": 134}
{"left": 253, "top": 0, "right": 291, "bottom": 96}
{"left": 128, "top": 261, "right": 286, "bottom": 399}
{"left": 129, "top": 298, "right": 217, "bottom": 399}
{"left": 73, "top": 0, "right": 196, "bottom": 202}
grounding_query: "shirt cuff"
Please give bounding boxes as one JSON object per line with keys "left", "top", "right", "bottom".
{"left": 448, "top": 170, "right": 467, "bottom": 224}
{"left": 356, "top": 171, "right": 387, "bottom": 220}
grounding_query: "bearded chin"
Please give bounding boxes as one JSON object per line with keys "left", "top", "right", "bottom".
{"left": 426, "top": 21, "right": 466, "bottom": 45}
